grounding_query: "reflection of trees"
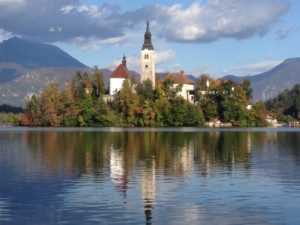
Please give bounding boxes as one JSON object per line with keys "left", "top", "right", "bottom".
{"left": 25, "top": 130, "right": 271, "bottom": 224}
{"left": 24, "top": 131, "right": 112, "bottom": 176}
{"left": 24, "top": 131, "right": 264, "bottom": 178}
{"left": 193, "top": 132, "right": 255, "bottom": 175}
{"left": 274, "top": 132, "right": 300, "bottom": 159}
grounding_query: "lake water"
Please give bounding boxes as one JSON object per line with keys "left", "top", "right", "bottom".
{"left": 1, "top": 127, "right": 300, "bottom": 225}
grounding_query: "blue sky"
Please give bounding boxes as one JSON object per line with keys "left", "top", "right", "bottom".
{"left": 0, "top": 0, "right": 299, "bottom": 77}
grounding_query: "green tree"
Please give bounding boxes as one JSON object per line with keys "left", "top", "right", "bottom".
{"left": 91, "top": 67, "right": 105, "bottom": 99}
{"left": 25, "top": 95, "right": 41, "bottom": 126}
{"left": 135, "top": 79, "right": 154, "bottom": 103}
{"left": 184, "top": 103, "right": 204, "bottom": 126}
{"left": 112, "top": 79, "right": 139, "bottom": 125}
{"left": 242, "top": 79, "right": 253, "bottom": 101}
{"left": 72, "top": 71, "right": 85, "bottom": 100}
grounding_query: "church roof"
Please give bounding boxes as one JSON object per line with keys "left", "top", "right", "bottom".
{"left": 110, "top": 64, "right": 131, "bottom": 79}
{"left": 161, "top": 72, "right": 194, "bottom": 85}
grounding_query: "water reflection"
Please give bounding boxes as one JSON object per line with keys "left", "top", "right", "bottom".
{"left": 140, "top": 159, "right": 156, "bottom": 225}
{"left": 23, "top": 131, "right": 262, "bottom": 178}
{"left": 1, "top": 129, "right": 300, "bottom": 224}
{"left": 0, "top": 199, "right": 10, "bottom": 222}
{"left": 22, "top": 131, "right": 261, "bottom": 224}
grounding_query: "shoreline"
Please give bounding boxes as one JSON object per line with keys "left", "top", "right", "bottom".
{"left": 1, "top": 126, "right": 300, "bottom": 132}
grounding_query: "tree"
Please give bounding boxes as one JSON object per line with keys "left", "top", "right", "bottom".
{"left": 242, "top": 79, "right": 253, "bottom": 101}
{"left": 72, "top": 71, "right": 85, "bottom": 100}
{"left": 161, "top": 77, "right": 182, "bottom": 101}
{"left": 266, "top": 84, "right": 300, "bottom": 121}
{"left": 25, "top": 95, "right": 41, "bottom": 126}
{"left": 196, "top": 74, "right": 210, "bottom": 91}
{"left": 40, "top": 83, "right": 64, "bottom": 126}
{"left": 184, "top": 104, "right": 204, "bottom": 126}
{"left": 201, "top": 96, "right": 218, "bottom": 122}
{"left": 91, "top": 67, "right": 105, "bottom": 99}
{"left": 112, "top": 79, "right": 139, "bottom": 125}
{"left": 153, "top": 96, "right": 171, "bottom": 126}
{"left": 135, "top": 79, "right": 154, "bottom": 103}
{"left": 94, "top": 98, "right": 121, "bottom": 126}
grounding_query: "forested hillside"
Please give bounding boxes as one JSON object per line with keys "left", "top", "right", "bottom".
{"left": 265, "top": 84, "right": 300, "bottom": 121}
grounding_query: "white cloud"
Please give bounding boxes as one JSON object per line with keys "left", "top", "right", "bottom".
{"left": 0, "top": 0, "right": 26, "bottom": 10}
{"left": 73, "top": 33, "right": 139, "bottom": 51}
{"left": 156, "top": 49, "right": 176, "bottom": 64}
{"left": 0, "top": 0, "right": 290, "bottom": 44}
{"left": 107, "top": 49, "right": 176, "bottom": 72}
{"left": 0, "top": 29, "right": 13, "bottom": 42}
{"left": 153, "top": 0, "right": 289, "bottom": 42}
{"left": 61, "top": 4, "right": 102, "bottom": 18}
{"left": 48, "top": 27, "right": 62, "bottom": 33}
{"left": 230, "top": 60, "right": 283, "bottom": 75}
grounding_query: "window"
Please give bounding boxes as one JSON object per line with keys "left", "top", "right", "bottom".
{"left": 144, "top": 54, "right": 149, "bottom": 59}
{"left": 145, "top": 65, "right": 148, "bottom": 69}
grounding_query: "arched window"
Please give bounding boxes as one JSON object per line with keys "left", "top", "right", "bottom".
{"left": 145, "top": 65, "right": 148, "bottom": 69}
{"left": 144, "top": 54, "right": 149, "bottom": 59}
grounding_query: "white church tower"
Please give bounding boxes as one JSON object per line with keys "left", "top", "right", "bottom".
{"left": 141, "top": 21, "right": 156, "bottom": 88}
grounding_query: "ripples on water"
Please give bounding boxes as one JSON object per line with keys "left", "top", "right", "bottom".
{"left": 0, "top": 128, "right": 300, "bottom": 224}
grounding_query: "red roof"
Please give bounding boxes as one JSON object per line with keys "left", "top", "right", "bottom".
{"left": 161, "top": 72, "right": 194, "bottom": 85}
{"left": 110, "top": 64, "right": 131, "bottom": 79}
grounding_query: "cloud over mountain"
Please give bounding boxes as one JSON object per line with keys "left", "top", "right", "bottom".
{"left": 229, "top": 60, "right": 283, "bottom": 75}
{"left": 0, "top": 0, "right": 290, "bottom": 45}
{"left": 152, "top": 0, "right": 289, "bottom": 42}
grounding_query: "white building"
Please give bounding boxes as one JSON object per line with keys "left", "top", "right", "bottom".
{"left": 161, "top": 71, "right": 195, "bottom": 103}
{"left": 140, "top": 21, "right": 156, "bottom": 88}
{"left": 109, "top": 55, "right": 131, "bottom": 95}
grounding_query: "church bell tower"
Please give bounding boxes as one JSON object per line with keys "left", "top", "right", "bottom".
{"left": 141, "top": 21, "right": 155, "bottom": 88}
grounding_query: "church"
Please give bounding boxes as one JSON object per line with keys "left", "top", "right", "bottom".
{"left": 109, "top": 21, "right": 194, "bottom": 102}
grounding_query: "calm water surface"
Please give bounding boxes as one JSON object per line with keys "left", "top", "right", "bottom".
{"left": 0, "top": 127, "right": 300, "bottom": 225}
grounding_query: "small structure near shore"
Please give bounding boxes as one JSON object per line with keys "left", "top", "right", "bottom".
{"left": 0, "top": 123, "right": 13, "bottom": 127}
{"left": 205, "top": 120, "right": 233, "bottom": 128}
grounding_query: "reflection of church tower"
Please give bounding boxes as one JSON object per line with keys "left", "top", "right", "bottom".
{"left": 178, "top": 142, "right": 194, "bottom": 175}
{"left": 141, "top": 21, "right": 156, "bottom": 87}
{"left": 140, "top": 159, "right": 156, "bottom": 225}
{"left": 110, "top": 147, "right": 128, "bottom": 198}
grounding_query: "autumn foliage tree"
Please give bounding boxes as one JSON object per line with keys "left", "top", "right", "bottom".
{"left": 23, "top": 70, "right": 267, "bottom": 127}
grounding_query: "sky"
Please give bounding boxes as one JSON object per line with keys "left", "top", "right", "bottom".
{"left": 0, "top": 0, "right": 299, "bottom": 77}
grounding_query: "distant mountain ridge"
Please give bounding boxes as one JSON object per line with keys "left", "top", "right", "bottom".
{"left": 0, "top": 37, "right": 86, "bottom": 69}
{"left": 222, "top": 58, "right": 300, "bottom": 101}
{"left": 0, "top": 67, "right": 114, "bottom": 106}
{"left": 0, "top": 37, "right": 91, "bottom": 106}
{"left": 1, "top": 37, "right": 298, "bottom": 106}
{"left": 0, "top": 37, "right": 87, "bottom": 84}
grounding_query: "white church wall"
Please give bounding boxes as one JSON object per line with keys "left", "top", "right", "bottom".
{"left": 173, "top": 83, "right": 195, "bottom": 103}
{"left": 110, "top": 78, "right": 125, "bottom": 95}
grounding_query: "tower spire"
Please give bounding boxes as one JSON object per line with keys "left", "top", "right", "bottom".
{"left": 142, "top": 21, "right": 154, "bottom": 50}
{"left": 146, "top": 20, "right": 150, "bottom": 33}
{"left": 122, "top": 54, "right": 127, "bottom": 68}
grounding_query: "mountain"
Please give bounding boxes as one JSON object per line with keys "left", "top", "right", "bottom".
{"left": 222, "top": 58, "right": 300, "bottom": 101}
{"left": 0, "top": 37, "right": 87, "bottom": 83}
{"left": 0, "top": 67, "right": 116, "bottom": 106}
{"left": 265, "top": 84, "right": 300, "bottom": 120}
{"left": 0, "top": 37, "right": 109, "bottom": 106}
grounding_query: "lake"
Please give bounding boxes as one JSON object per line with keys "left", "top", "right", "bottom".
{"left": 0, "top": 127, "right": 300, "bottom": 225}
